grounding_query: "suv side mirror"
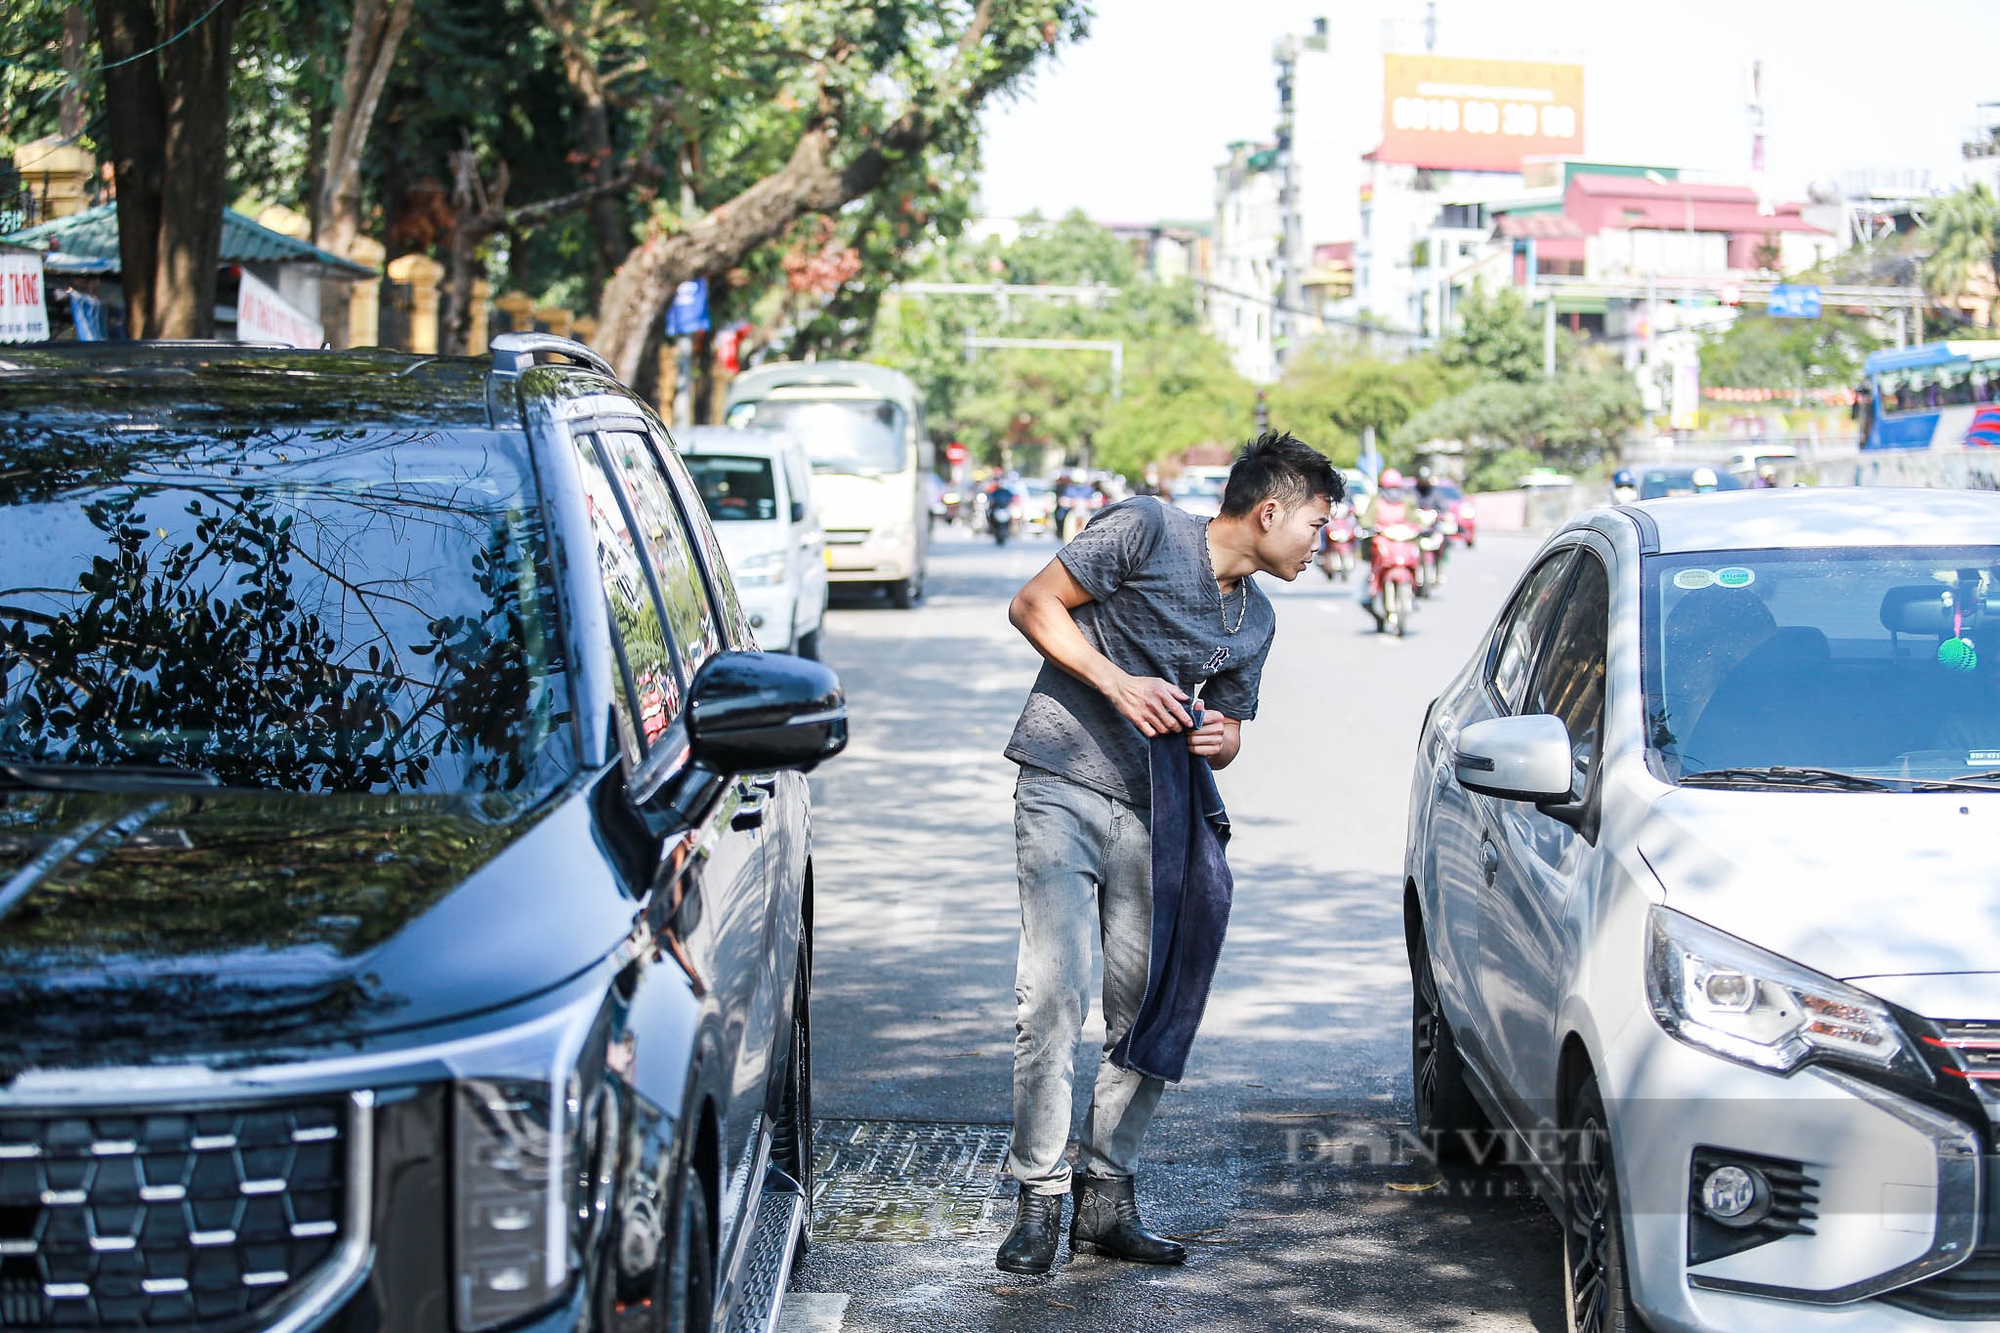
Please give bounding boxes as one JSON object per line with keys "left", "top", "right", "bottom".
{"left": 687, "top": 651, "right": 847, "bottom": 775}
{"left": 1454, "top": 714, "right": 1574, "bottom": 803}
{"left": 790, "top": 500, "right": 808, "bottom": 524}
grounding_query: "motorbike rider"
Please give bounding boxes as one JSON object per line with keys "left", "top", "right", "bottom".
{"left": 1358, "top": 468, "right": 1412, "bottom": 613}
{"left": 1413, "top": 464, "right": 1438, "bottom": 509}
{"left": 1611, "top": 468, "right": 1638, "bottom": 505}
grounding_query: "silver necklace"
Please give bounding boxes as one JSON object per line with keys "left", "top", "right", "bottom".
{"left": 1220, "top": 578, "right": 1248, "bottom": 635}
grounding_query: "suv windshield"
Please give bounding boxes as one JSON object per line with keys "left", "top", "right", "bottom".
{"left": 726, "top": 397, "right": 907, "bottom": 475}
{"left": 683, "top": 454, "right": 779, "bottom": 522}
{"left": 1642, "top": 546, "right": 2000, "bottom": 785}
{"left": 0, "top": 424, "right": 572, "bottom": 797}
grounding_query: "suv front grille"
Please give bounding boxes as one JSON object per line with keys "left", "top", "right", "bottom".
{"left": 0, "top": 1099, "right": 347, "bottom": 1329}
{"left": 1880, "top": 1245, "right": 2000, "bottom": 1319}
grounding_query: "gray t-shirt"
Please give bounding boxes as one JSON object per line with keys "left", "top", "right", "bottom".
{"left": 1005, "top": 497, "right": 1276, "bottom": 805}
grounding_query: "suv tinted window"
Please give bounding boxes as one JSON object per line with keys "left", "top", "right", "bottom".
{"left": 1526, "top": 553, "right": 1611, "bottom": 789}
{"left": 601, "top": 430, "right": 722, "bottom": 674}
{"left": 0, "top": 425, "right": 572, "bottom": 795}
{"left": 572, "top": 433, "right": 680, "bottom": 755}
{"left": 1491, "top": 551, "right": 1576, "bottom": 712}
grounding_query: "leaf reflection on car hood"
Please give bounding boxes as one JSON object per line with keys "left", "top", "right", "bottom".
{"left": 0, "top": 785, "right": 635, "bottom": 1076}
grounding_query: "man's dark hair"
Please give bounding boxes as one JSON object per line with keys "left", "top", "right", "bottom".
{"left": 1219, "top": 431, "right": 1344, "bottom": 518}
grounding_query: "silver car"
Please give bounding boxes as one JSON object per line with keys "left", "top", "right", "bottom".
{"left": 1404, "top": 488, "right": 2000, "bottom": 1332}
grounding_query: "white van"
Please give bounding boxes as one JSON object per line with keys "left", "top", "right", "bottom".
{"left": 677, "top": 425, "right": 828, "bottom": 657}
{"left": 725, "top": 361, "right": 932, "bottom": 608}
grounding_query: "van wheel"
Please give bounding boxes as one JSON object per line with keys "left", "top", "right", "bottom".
{"left": 887, "top": 574, "right": 920, "bottom": 608}
{"left": 795, "top": 628, "right": 821, "bottom": 661}
{"left": 1563, "top": 1075, "right": 1646, "bottom": 1333}
{"left": 1409, "top": 923, "right": 1488, "bottom": 1156}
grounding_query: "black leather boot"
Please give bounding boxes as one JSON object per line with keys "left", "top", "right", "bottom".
{"left": 995, "top": 1189, "right": 1064, "bottom": 1274}
{"left": 1070, "top": 1174, "right": 1187, "bottom": 1265}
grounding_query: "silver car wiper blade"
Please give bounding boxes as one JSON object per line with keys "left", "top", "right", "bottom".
{"left": 1910, "top": 771, "right": 2000, "bottom": 792}
{"left": 0, "top": 761, "right": 223, "bottom": 792}
{"left": 1679, "top": 765, "right": 1895, "bottom": 792}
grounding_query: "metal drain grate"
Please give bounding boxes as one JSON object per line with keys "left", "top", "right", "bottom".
{"left": 810, "top": 1120, "right": 1011, "bottom": 1242}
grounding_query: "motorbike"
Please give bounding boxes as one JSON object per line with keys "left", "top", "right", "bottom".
{"left": 1413, "top": 505, "right": 1455, "bottom": 598}
{"left": 1364, "top": 518, "right": 1422, "bottom": 636}
{"left": 989, "top": 493, "right": 1019, "bottom": 545}
{"left": 1317, "top": 508, "right": 1358, "bottom": 581}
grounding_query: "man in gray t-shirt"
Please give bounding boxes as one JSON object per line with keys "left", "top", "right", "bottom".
{"left": 993, "top": 432, "right": 1343, "bottom": 1276}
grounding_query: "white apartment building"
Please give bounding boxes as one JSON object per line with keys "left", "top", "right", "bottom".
{"left": 1211, "top": 143, "right": 1284, "bottom": 383}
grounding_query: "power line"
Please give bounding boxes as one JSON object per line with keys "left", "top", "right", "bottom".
{"left": 0, "top": 0, "right": 233, "bottom": 76}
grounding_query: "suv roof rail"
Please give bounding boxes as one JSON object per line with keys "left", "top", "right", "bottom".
{"left": 489, "top": 331, "right": 618, "bottom": 382}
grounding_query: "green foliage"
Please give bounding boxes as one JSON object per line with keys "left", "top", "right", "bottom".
{"left": 870, "top": 211, "right": 1254, "bottom": 473}
{"left": 1439, "top": 285, "right": 1549, "bottom": 382}
{"left": 1923, "top": 183, "right": 2000, "bottom": 312}
{"left": 1698, "top": 311, "right": 1883, "bottom": 389}
{"left": 1267, "top": 342, "right": 1462, "bottom": 464}
{"left": 1397, "top": 371, "right": 1643, "bottom": 491}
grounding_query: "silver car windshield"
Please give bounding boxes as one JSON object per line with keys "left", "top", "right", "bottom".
{"left": 1642, "top": 546, "right": 2000, "bottom": 784}
{"left": 726, "top": 398, "right": 907, "bottom": 475}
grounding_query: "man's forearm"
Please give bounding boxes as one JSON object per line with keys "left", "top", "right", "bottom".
{"left": 1010, "top": 589, "right": 1122, "bottom": 696}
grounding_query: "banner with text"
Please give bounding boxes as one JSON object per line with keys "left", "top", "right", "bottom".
{"left": 1380, "top": 55, "right": 1584, "bottom": 173}
{"left": 237, "top": 270, "right": 323, "bottom": 349}
{"left": 0, "top": 252, "right": 50, "bottom": 343}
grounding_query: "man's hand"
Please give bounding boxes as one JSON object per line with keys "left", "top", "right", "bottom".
{"left": 1107, "top": 672, "right": 1193, "bottom": 737}
{"left": 1188, "top": 711, "right": 1242, "bottom": 767}
{"left": 1187, "top": 709, "right": 1228, "bottom": 756}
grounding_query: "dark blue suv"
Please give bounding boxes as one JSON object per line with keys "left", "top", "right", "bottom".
{"left": 0, "top": 335, "right": 843, "bottom": 1333}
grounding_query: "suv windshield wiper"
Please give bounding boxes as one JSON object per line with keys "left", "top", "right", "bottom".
{"left": 1679, "top": 765, "right": 1895, "bottom": 792}
{"left": 0, "top": 761, "right": 223, "bottom": 792}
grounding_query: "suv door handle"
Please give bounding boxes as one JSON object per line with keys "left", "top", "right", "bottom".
{"left": 1479, "top": 837, "right": 1500, "bottom": 885}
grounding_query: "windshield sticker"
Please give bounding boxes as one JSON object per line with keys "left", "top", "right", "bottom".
{"left": 1673, "top": 568, "right": 1716, "bottom": 590}
{"left": 1969, "top": 750, "right": 2000, "bottom": 766}
{"left": 1715, "top": 567, "right": 1756, "bottom": 589}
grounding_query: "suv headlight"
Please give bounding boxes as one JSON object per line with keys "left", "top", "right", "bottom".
{"left": 734, "top": 548, "right": 787, "bottom": 586}
{"left": 1646, "top": 907, "right": 1928, "bottom": 1080}
{"left": 451, "top": 998, "right": 614, "bottom": 1329}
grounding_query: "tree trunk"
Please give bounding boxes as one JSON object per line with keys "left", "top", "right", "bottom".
{"left": 59, "top": 7, "right": 89, "bottom": 140}
{"left": 95, "top": 0, "right": 165, "bottom": 336}
{"left": 152, "top": 0, "right": 242, "bottom": 338}
{"left": 314, "top": 0, "right": 413, "bottom": 261}
{"left": 594, "top": 123, "right": 898, "bottom": 382}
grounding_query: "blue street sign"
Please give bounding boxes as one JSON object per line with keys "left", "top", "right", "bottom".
{"left": 665, "top": 278, "right": 710, "bottom": 335}
{"left": 1768, "top": 284, "right": 1822, "bottom": 319}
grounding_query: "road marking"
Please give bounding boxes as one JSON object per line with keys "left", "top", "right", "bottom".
{"left": 775, "top": 1292, "right": 849, "bottom": 1332}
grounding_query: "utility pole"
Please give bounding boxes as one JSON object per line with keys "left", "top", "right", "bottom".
{"left": 1272, "top": 34, "right": 1304, "bottom": 375}
{"left": 1425, "top": 1, "right": 1437, "bottom": 53}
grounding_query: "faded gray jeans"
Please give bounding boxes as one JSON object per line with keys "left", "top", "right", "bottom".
{"left": 1007, "top": 766, "right": 1166, "bottom": 1195}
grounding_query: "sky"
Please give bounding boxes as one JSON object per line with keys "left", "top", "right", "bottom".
{"left": 975, "top": 0, "right": 2000, "bottom": 225}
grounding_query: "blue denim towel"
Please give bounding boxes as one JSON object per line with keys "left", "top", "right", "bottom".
{"left": 1107, "top": 730, "right": 1234, "bottom": 1082}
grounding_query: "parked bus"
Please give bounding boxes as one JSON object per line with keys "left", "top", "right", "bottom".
{"left": 1859, "top": 341, "right": 2000, "bottom": 451}
{"left": 725, "top": 361, "right": 933, "bottom": 607}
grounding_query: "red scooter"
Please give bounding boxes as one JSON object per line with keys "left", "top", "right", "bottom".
{"left": 1365, "top": 516, "right": 1422, "bottom": 636}
{"left": 1317, "top": 507, "right": 1358, "bottom": 580}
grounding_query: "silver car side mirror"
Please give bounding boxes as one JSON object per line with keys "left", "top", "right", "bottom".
{"left": 1454, "top": 714, "right": 1576, "bottom": 803}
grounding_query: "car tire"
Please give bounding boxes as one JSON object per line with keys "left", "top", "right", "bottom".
{"left": 1563, "top": 1075, "right": 1647, "bottom": 1333}
{"left": 795, "top": 628, "right": 821, "bottom": 661}
{"left": 887, "top": 574, "right": 920, "bottom": 608}
{"left": 663, "top": 1152, "right": 714, "bottom": 1333}
{"left": 770, "top": 933, "right": 813, "bottom": 1259}
{"left": 1410, "top": 922, "right": 1489, "bottom": 1157}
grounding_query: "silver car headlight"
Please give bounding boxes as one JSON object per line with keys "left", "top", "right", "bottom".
{"left": 1646, "top": 906, "right": 1928, "bottom": 1080}
{"left": 734, "top": 549, "right": 787, "bottom": 586}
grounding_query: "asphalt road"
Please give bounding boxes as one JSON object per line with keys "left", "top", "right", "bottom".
{"left": 783, "top": 522, "right": 1565, "bottom": 1333}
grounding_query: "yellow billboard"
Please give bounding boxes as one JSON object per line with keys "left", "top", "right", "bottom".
{"left": 1380, "top": 55, "right": 1584, "bottom": 173}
